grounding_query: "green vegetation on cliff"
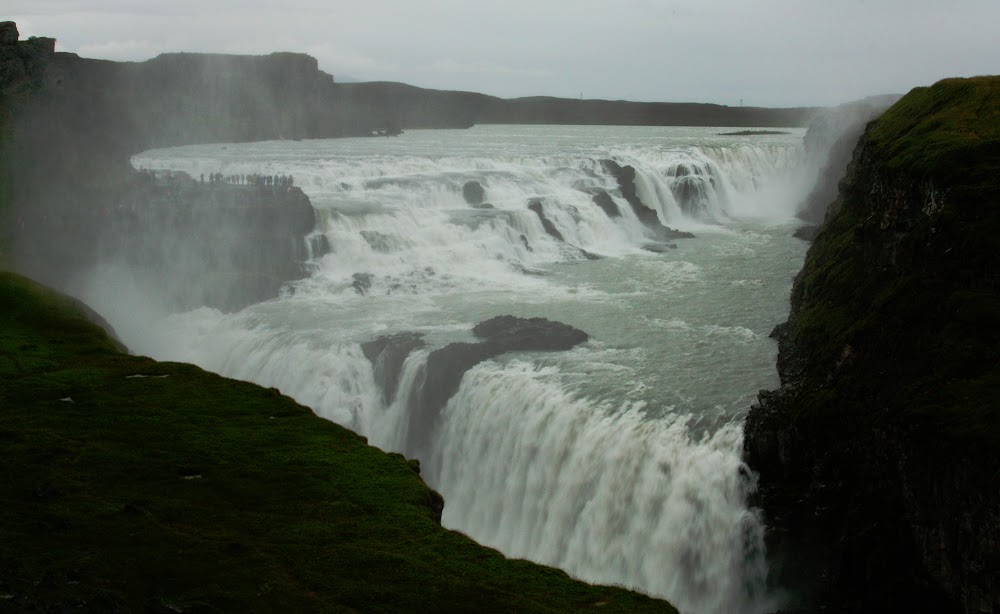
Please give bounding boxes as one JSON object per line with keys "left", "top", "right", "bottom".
{"left": 868, "top": 76, "right": 1000, "bottom": 194}
{"left": 789, "top": 77, "right": 1000, "bottom": 447}
{"left": 745, "top": 77, "right": 1000, "bottom": 612}
{"left": 0, "top": 271, "right": 676, "bottom": 613}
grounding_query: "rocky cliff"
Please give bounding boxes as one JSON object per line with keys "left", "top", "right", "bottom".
{"left": 745, "top": 77, "right": 1000, "bottom": 612}
{"left": 1, "top": 24, "right": 818, "bottom": 306}
{"left": 2, "top": 29, "right": 330, "bottom": 309}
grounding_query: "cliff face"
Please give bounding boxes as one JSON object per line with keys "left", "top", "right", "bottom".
{"left": 3, "top": 35, "right": 333, "bottom": 308}
{"left": 745, "top": 78, "right": 1000, "bottom": 612}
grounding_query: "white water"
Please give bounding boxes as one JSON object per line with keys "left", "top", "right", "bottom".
{"left": 83, "top": 125, "right": 809, "bottom": 614}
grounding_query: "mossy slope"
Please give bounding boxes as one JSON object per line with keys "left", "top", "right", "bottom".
{"left": 0, "top": 271, "right": 676, "bottom": 613}
{"left": 789, "top": 77, "right": 1000, "bottom": 445}
{"left": 745, "top": 77, "right": 1000, "bottom": 612}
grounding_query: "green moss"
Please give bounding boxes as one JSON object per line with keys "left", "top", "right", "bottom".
{"left": 0, "top": 271, "right": 676, "bottom": 613}
{"left": 782, "top": 77, "right": 1000, "bottom": 450}
{"left": 867, "top": 76, "right": 1000, "bottom": 195}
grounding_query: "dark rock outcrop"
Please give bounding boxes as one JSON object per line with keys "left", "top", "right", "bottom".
{"left": 528, "top": 199, "right": 565, "bottom": 242}
{"left": 3, "top": 35, "right": 328, "bottom": 309}
{"left": 472, "top": 315, "right": 589, "bottom": 350}
{"left": 0, "top": 21, "right": 18, "bottom": 45}
{"left": 526, "top": 199, "right": 601, "bottom": 260}
{"left": 591, "top": 189, "right": 621, "bottom": 217}
{"left": 462, "top": 180, "right": 485, "bottom": 205}
{"left": 13, "top": 169, "right": 322, "bottom": 312}
{"left": 361, "top": 332, "right": 427, "bottom": 405}
{"left": 600, "top": 160, "right": 694, "bottom": 240}
{"left": 352, "top": 273, "right": 374, "bottom": 295}
{"left": 407, "top": 316, "right": 588, "bottom": 457}
{"left": 745, "top": 78, "right": 1000, "bottom": 613}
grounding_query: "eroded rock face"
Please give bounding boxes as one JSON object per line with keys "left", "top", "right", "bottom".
{"left": 406, "top": 316, "right": 589, "bottom": 458}
{"left": 528, "top": 199, "right": 565, "bottom": 242}
{"left": 600, "top": 159, "right": 694, "bottom": 240}
{"left": 462, "top": 180, "right": 485, "bottom": 205}
{"left": 0, "top": 21, "right": 18, "bottom": 45}
{"left": 361, "top": 332, "right": 427, "bottom": 405}
{"left": 472, "top": 315, "right": 589, "bottom": 350}
{"left": 17, "top": 171, "right": 324, "bottom": 312}
{"left": 745, "top": 86, "right": 1000, "bottom": 613}
{"left": 591, "top": 189, "right": 621, "bottom": 217}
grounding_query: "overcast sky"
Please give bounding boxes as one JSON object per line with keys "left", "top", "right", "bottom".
{"left": 9, "top": 0, "right": 1000, "bottom": 107}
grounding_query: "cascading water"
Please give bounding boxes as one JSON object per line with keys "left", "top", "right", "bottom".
{"left": 80, "top": 125, "right": 809, "bottom": 614}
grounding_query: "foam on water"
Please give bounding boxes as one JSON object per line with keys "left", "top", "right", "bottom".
{"left": 105, "top": 125, "right": 812, "bottom": 614}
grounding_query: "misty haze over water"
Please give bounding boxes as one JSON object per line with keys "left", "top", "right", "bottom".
{"left": 66, "top": 125, "right": 816, "bottom": 613}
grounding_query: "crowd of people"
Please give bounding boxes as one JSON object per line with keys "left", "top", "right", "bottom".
{"left": 134, "top": 168, "right": 296, "bottom": 190}
{"left": 203, "top": 172, "right": 294, "bottom": 187}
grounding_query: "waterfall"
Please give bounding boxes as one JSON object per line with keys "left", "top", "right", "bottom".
{"left": 88, "top": 127, "right": 811, "bottom": 614}
{"left": 432, "top": 360, "right": 771, "bottom": 614}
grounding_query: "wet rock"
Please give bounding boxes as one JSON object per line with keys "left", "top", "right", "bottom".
{"left": 472, "top": 315, "right": 589, "bottom": 351}
{"left": 0, "top": 21, "right": 18, "bottom": 45}
{"left": 528, "top": 199, "right": 565, "bottom": 242}
{"left": 308, "top": 234, "right": 331, "bottom": 258}
{"left": 600, "top": 159, "right": 694, "bottom": 239}
{"left": 470, "top": 202, "right": 495, "bottom": 209}
{"left": 642, "top": 243, "right": 677, "bottom": 253}
{"left": 462, "top": 180, "right": 485, "bottom": 205}
{"left": 352, "top": 273, "right": 374, "bottom": 295}
{"left": 591, "top": 189, "right": 620, "bottom": 217}
{"left": 361, "top": 332, "right": 426, "bottom": 405}
{"left": 793, "top": 224, "right": 819, "bottom": 242}
{"left": 407, "top": 316, "right": 588, "bottom": 457}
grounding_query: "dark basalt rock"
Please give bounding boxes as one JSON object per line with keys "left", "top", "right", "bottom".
{"left": 0, "top": 21, "right": 18, "bottom": 45}
{"left": 407, "top": 316, "right": 588, "bottom": 458}
{"left": 361, "top": 332, "right": 426, "bottom": 405}
{"left": 591, "top": 189, "right": 621, "bottom": 217}
{"left": 462, "top": 180, "right": 486, "bottom": 205}
{"left": 472, "top": 315, "right": 589, "bottom": 350}
{"left": 792, "top": 224, "right": 819, "bottom": 242}
{"left": 600, "top": 159, "right": 695, "bottom": 240}
{"left": 308, "top": 234, "right": 331, "bottom": 258}
{"left": 642, "top": 243, "right": 677, "bottom": 253}
{"left": 528, "top": 199, "right": 565, "bottom": 242}
{"left": 470, "top": 202, "right": 494, "bottom": 209}
{"left": 40, "top": 171, "right": 325, "bottom": 313}
{"left": 744, "top": 79, "right": 1000, "bottom": 613}
{"left": 352, "top": 273, "right": 374, "bottom": 295}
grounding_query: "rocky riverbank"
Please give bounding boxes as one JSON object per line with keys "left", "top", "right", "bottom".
{"left": 744, "top": 77, "right": 1000, "bottom": 613}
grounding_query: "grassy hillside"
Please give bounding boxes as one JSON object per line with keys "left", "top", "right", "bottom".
{"left": 0, "top": 271, "right": 677, "bottom": 613}
{"left": 788, "top": 76, "right": 1000, "bottom": 447}
{"left": 867, "top": 76, "right": 1000, "bottom": 194}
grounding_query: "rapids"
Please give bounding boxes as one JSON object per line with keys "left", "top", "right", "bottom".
{"left": 80, "top": 125, "right": 810, "bottom": 614}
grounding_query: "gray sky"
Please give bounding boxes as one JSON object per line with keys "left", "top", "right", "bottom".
{"left": 9, "top": 0, "right": 1000, "bottom": 107}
